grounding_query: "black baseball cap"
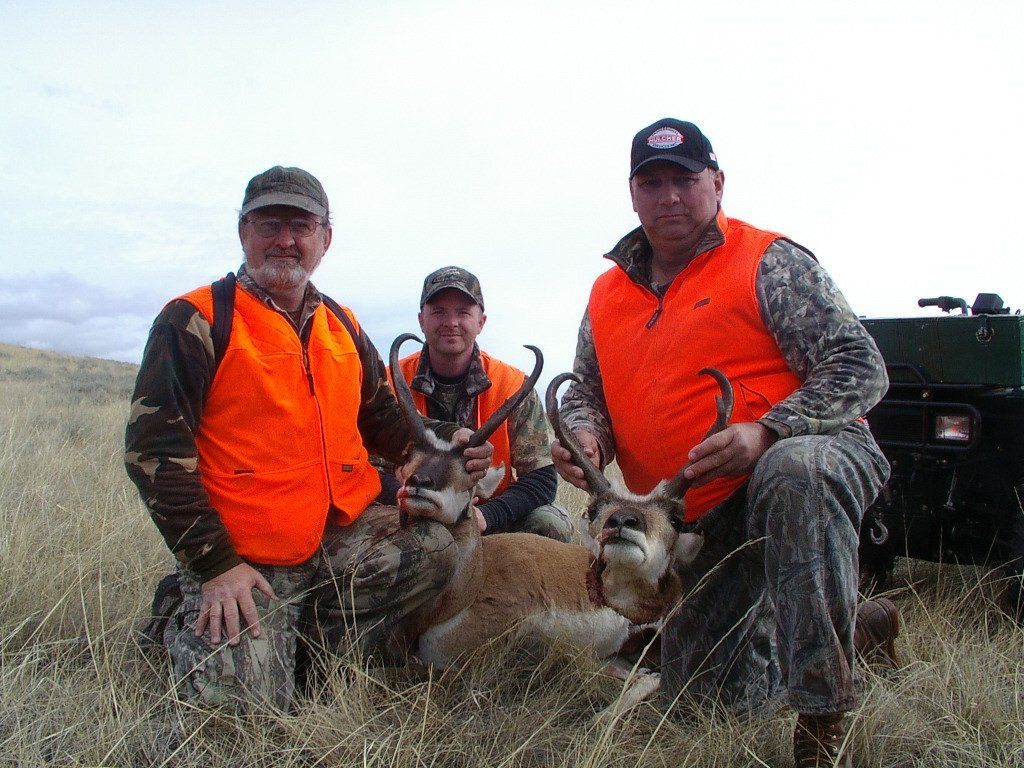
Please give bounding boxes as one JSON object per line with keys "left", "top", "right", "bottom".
{"left": 629, "top": 119, "right": 719, "bottom": 178}
{"left": 420, "top": 266, "right": 484, "bottom": 310}
{"left": 240, "top": 166, "right": 329, "bottom": 218}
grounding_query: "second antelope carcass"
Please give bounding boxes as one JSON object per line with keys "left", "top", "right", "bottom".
{"left": 388, "top": 333, "right": 733, "bottom": 675}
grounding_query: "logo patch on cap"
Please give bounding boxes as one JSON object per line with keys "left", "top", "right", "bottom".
{"left": 647, "top": 127, "right": 684, "bottom": 149}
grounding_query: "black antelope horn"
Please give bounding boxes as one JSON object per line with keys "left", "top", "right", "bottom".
{"left": 662, "top": 367, "right": 735, "bottom": 501}
{"left": 465, "top": 345, "right": 544, "bottom": 449}
{"left": 389, "top": 333, "right": 429, "bottom": 446}
{"left": 545, "top": 372, "right": 611, "bottom": 496}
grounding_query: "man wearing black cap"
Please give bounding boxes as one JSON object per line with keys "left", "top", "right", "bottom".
{"left": 125, "top": 167, "right": 492, "bottom": 711}
{"left": 384, "top": 266, "right": 574, "bottom": 542}
{"left": 552, "top": 120, "right": 899, "bottom": 766}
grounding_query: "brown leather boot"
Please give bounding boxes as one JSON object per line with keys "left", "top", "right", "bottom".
{"left": 793, "top": 712, "right": 852, "bottom": 768}
{"left": 854, "top": 597, "right": 900, "bottom": 668}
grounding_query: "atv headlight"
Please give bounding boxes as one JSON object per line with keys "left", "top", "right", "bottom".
{"left": 934, "top": 413, "right": 972, "bottom": 443}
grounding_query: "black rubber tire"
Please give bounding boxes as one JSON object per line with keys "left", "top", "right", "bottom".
{"left": 1000, "top": 506, "right": 1024, "bottom": 624}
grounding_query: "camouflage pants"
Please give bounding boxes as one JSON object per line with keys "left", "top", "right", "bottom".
{"left": 162, "top": 503, "right": 456, "bottom": 711}
{"left": 660, "top": 421, "right": 890, "bottom": 715}
{"left": 507, "top": 503, "right": 576, "bottom": 543}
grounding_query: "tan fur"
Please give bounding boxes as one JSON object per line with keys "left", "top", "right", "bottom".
{"left": 418, "top": 532, "right": 633, "bottom": 665}
{"left": 403, "top": 452, "right": 688, "bottom": 668}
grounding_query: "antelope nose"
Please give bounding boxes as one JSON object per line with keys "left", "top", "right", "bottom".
{"left": 408, "top": 474, "right": 434, "bottom": 489}
{"left": 605, "top": 510, "right": 644, "bottom": 533}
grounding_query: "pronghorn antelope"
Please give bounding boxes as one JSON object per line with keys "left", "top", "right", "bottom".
{"left": 545, "top": 366, "right": 735, "bottom": 580}
{"left": 545, "top": 366, "right": 734, "bottom": 716}
{"left": 387, "top": 333, "right": 734, "bottom": 678}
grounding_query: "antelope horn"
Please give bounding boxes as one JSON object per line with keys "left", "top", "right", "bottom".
{"left": 662, "top": 367, "right": 735, "bottom": 501}
{"left": 545, "top": 372, "right": 611, "bottom": 496}
{"left": 389, "top": 333, "right": 429, "bottom": 446}
{"left": 465, "top": 345, "right": 544, "bottom": 448}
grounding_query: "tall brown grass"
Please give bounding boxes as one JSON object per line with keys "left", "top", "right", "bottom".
{"left": 1, "top": 342, "right": 1021, "bottom": 767}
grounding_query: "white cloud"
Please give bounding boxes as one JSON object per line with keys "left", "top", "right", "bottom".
{"left": 0, "top": 273, "right": 161, "bottom": 362}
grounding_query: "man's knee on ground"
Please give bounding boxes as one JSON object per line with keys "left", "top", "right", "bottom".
{"left": 518, "top": 503, "right": 576, "bottom": 543}
{"left": 167, "top": 624, "right": 295, "bottom": 711}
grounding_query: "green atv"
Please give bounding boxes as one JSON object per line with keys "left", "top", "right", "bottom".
{"left": 858, "top": 293, "right": 1024, "bottom": 621}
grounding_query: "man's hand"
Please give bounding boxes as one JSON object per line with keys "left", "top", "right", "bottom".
{"left": 453, "top": 427, "right": 494, "bottom": 482}
{"left": 683, "top": 422, "right": 778, "bottom": 487}
{"left": 551, "top": 429, "right": 602, "bottom": 491}
{"left": 195, "top": 562, "right": 276, "bottom": 646}
{"left": 474, "top": 506, "right": 488, "bottom": 532}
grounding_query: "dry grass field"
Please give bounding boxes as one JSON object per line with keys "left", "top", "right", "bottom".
{"left": 1, "top": 341, "right": 1021, "bottom": 767}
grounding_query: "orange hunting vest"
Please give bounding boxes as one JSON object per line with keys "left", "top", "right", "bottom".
{"left": 178, "top": 284, "right": 381, "bottom": 566}
{"left": 588, "top": 211, "right": 802, "bottom": 521}
{"left": 388, "top": 350, "right": 525, "bottom": 496}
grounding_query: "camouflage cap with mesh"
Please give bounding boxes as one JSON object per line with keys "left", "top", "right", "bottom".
{"left": 240, "top": 166, "right": 329, "bottom": 218}
{"left": 420, "top": 266, "right": 484, "bottom": 310}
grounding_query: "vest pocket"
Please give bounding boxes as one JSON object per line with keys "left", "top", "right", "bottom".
{"left": 327, "top": 458, "right": 381, "bottom": 525}
{"left": 734, "top": 378, "right": 774, "bottom": 423}
{"left": 201, "top": 461, "right": 327, "bottom": 565}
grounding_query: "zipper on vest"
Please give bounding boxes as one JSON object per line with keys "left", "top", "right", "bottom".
{"left": 302, "top": 348, "right": 315, "bottom": 395}
{"left": 302, "top": 338, "right": 336, "bottom": 508}
{"left": 646, "top": 294, "right": 665, "bottom": 329}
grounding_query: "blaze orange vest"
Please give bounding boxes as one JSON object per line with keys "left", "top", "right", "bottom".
{"left": 588, "top": 211, "right": 802, "bottom": 520}
{"left": 178, "top": 284, "right": 381, "bottom": 566}
{"left": 388, "top": 350, "right": 525, "bottom": 496}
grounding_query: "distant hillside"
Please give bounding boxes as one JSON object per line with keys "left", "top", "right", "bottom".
{"left": 0, "top": 342, "right": 138, "bottom": 404}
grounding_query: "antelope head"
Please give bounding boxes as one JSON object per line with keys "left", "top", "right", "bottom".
{"left": 546, "top": 368, "right": 733, "bottom": 622}
{"left": 390, "top": 333, "right": 544, "bottom": 527}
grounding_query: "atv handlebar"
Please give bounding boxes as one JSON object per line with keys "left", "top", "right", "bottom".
{"left": 918, "top": 296, "right": 969, "bottom": 314}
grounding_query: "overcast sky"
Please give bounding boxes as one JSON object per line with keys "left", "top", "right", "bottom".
{"left": 2, "top": 0, "right": 1021, "bottom": 388}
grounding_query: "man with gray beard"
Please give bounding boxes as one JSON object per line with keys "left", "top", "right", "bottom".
{"left": 126, "top": 166, "right": 492, "bottom": 711}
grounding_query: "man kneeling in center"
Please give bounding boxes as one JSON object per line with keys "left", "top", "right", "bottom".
{"left": 385, "top": 266, "right": 574, "bottom": 542}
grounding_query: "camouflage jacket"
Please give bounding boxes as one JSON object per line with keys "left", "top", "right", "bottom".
{"left": 125, "top": 266, "right": 459, "bottom": 582}
{"left": 401, "top": 345, "right": 556, "bottom": 532}
{"left": 561, "top": 215, "right": 888, "bottom": 467}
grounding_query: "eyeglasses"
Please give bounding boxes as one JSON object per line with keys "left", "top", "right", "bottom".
{"left": 245, "top": 217, "right": 323, "bottom": 239}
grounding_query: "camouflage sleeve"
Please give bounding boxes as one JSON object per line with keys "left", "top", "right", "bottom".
{"left": 124, "top": 300, "right": 243, "bottom": 581}
{"left": 756, "top": 240, "right": 888, "bottom": 437}
{"left": 507, "top": 388, "right": 553, "bottom": 476}
{"left": 559, "top": 309, "right": 616, "bottom": 467}
{"left": 478, "top": 465, "right": 557, "bottom": 532}
{"left": 352, "top": 327, "right": 458, "bottom": 462}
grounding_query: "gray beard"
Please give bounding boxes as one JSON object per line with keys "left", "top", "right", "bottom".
{"left": 246, "top": 257, "right": 309, "bottom": 294}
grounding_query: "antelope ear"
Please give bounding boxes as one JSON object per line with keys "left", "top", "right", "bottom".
{"left": 475, "top": 464, "right": 505, "bottom": 500}
{"left": 673, "top": 532, "right": 705, "bottom": 567}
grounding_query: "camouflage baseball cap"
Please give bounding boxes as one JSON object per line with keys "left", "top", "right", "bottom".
{"left": 420, "top": 266, "right": 484, "bottom": 310}
{"left": 240, "top": 166, "right": 329, "bottom": 218}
